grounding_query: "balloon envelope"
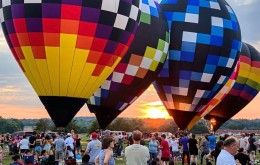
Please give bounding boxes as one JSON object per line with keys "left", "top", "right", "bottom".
{"left": 205, "top": 43, "right": 260, "bottom": 131}
{"left": 154, "top": 0, "right": 241, "bottom": 129}
{"left": 87, "top": 0, "right": 169, "bottom": 129}
{"left": 187, "top": 42, "right": 251, "bottom": 129}
{"left": 0, "top": 0, "right": 141, "bottom": 126}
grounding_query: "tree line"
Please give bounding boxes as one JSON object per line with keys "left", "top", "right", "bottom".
{"left": 1, "top": 116, "right": 260, "bottom": 134}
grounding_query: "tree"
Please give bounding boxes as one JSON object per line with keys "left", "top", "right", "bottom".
{"left": 158, "top": 121, "right": 178, "bottom": 133}
{"left": 64, "top": 120, "right": 80, "bottom": 133}
{"left": 190, "top": 121, "right": 209, "bottom": 134}
{"left": 0, "top": 117, "right": 23, "bottom": 133}
{"left": 88, "top": 120, "right": 100, "bottom": 133}
{"left": 107, "top": 118, "right": 148, "bottom": 132}
{"left": 35, "top": 119, "right": 53, "bottom": 132}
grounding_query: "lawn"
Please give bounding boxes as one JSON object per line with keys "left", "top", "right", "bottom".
{"left": 3, "top": 154, "right": 12, "bottom": 164}
{"left": 5, "top": 152, "right": 260, "bottom": 165}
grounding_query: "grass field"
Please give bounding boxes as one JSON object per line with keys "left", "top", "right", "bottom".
{"left": 2, "top": 148, "right": 192, "bottom": 165}
{"left": 4, "top": 152, "right": 260, "bottom": 165}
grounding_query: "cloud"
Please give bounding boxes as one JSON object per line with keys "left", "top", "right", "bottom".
{"left": 141, "top": 101, "right": 164, "bottom": 109}
{"left": 250, "top": 41, "right": 260, "bottom": 51}
{"left": 230, "top": 0, "right": 257, "bottom": 6}
{"left": 226, "top": 0, "right": 260, "bottom": 42}
{"left": 0, "top": 30, "right": 9, "bottom": 54}
{"left": 0, "top": 73, "right": 40, "bottom": 106}
{"left": 0, "top": 85, "right": 21, "bottom": 93}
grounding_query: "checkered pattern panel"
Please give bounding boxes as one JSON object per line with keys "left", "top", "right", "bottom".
{"left": 189, "top": 57, "right": 240, "bottom": 126}
{"left": 0, "top": 0, "right": 141, "bottom": 98}
{"left": 87, "top": 1, "right": 169, "bottom": 121}
{"left": 140, "top": 0, "right": 159, "bottom": 23}
{"left": 153, "top": 0, "right": 242, "bottom": 118}
{"left": 204, "top": 43, "right": 260, "bottom": 130}
{"left": 197, "top": 43, "right": 251, "bottom": 118}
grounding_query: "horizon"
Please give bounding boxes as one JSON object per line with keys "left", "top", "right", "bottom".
{"left": 1, "top": 0, "right": 260, "bottom": 121}
{"left": 2, "top": 116, "right": 260, "bottom": 121}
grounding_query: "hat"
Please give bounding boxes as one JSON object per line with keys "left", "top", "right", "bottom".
{"left": 67, "top": 133, "right": 72, "bottom": 136}
{"left": 91, "top": 132, "right": 98, "bottom": 139}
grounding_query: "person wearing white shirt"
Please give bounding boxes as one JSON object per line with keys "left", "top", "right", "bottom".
{"left": 169, "top": 136, "right": 179, "bottom": 161}
{"left": 65, "top": 133, "right": 74, "bottom": 150}
{"left": 216, "top": 136, "right": 239, "bottom": 165}
{"left": 245, "top": 133, "right": 250, "bottom": 151}
{"left": 239, "top": 134, "right": 248, "bottom": 151}
{"left": 19, "top": 135, "right": 29, "bottom": 154}
{"left": 125, "top": 130, "right": 149, "bottom": 165}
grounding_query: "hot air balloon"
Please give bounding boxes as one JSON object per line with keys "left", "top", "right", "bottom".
{"left": 87, "top": 0, "right": 169, "bottom": 129}
{"left": 0, "top": 0, "right": 141, "bottom": 126}
{"left": 153, "top": 0, "right": 242, "bottom": 130}
{"left": 187, "top": 42, "right": 251, "bottom": 129}
{"left": 205, "top": 43, "right": 260, "bottom": 131}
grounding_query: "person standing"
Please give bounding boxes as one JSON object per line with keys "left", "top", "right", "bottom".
{"left": 148, "top": 134, "right": 159, "bottom": 163}
{"left": 208, "top": 133, "right": 216, "bottom": 152}
{"left": 53, "top": 133, "right": 65, "bottom": 162}
{"left": 248, "top": 133, "right": 256, "bottom": 154}
{"left": 239, "top": 134, "right": 248, "bottom": 152}
{"left": 29, "top": 132, "right": 36, "bottom": 151}
{"left": 125, "top": 130, "right": 149, "bottom": 165}
{"left": 65, "top": 133, "right": 75, "bottom": 152}
{"left": 116, "top": 133, "right": 123, "bottom": 157}
{"left": 169, "top": 135, "right": 179, "bottom": 162}
{"left": 214, "top": 140, "right": 224, "bottom": 163}
{"left": 188, "top": 134, "right": 198, "bottom": 164}
{"left": 43, "top": 135, "right": 52, "bottom": 154}
{"left": 85, "top": 132, "right": 102, "bottom": 165}
{"left": 74, "top": 134, "right": 81, "bottom": 154}
{"left": 19, "top": 135, "right": 29, "bottom": 154}
{"left": 200, "top": 135, "right": 209, "bottom": 165}
{"left": 179, "top": 133, "right": 190, "bottom": 165}
{"left": 95, "top": 136, "right": 115, "bottom": 165}
{"left": 216, "top": 136, "right": 239, "bottom": 165}
{"left": 160, "top": 134, "right": 170, "bottom": 165}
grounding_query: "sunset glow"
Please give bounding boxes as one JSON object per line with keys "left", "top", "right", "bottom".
{"left": 0, "top": 0, "right": 260, "bottom": 121}
{"left": 145, "top": 108, "right": 171, "bottom": 119}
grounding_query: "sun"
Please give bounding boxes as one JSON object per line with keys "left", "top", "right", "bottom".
{"left": 145, "top": 108, "right": 170, "bottom": 119}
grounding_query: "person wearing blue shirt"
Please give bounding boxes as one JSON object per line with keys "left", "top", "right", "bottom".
{"left": 96, "top": 136, "right": 115, "bottom": 165}
{"left": 148, "top": 134, "right": 159, "bottom": 163}
{"left": 208, "top": 133, "right": 217, "bottom": 152}
{"left": 85, "top": 132, "right": 102, "bottom": 165}
{"left": 179, "top": 133, "right": 190, "bottom": 165}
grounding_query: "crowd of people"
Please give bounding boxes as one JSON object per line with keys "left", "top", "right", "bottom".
{"left": 144, "top": 132, "right": 260, "bottom": 165}
{"left": 0, "top": 131, "right": 82, "bottom": 165}
{"left": 0, "top": 130, "right": 259, "bottom": 164}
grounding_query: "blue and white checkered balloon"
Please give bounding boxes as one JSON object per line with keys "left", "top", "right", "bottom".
{"left": 153, "top": 0, "right": 242, "bottom": 130}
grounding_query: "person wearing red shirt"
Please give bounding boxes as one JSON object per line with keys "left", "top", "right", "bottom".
{"left": 160, "top": 134, "right": 170, "bottom": 165}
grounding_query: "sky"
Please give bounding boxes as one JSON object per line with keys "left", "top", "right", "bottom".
{"left": 0, "top": 0, "right": 260, "bottom": 120}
